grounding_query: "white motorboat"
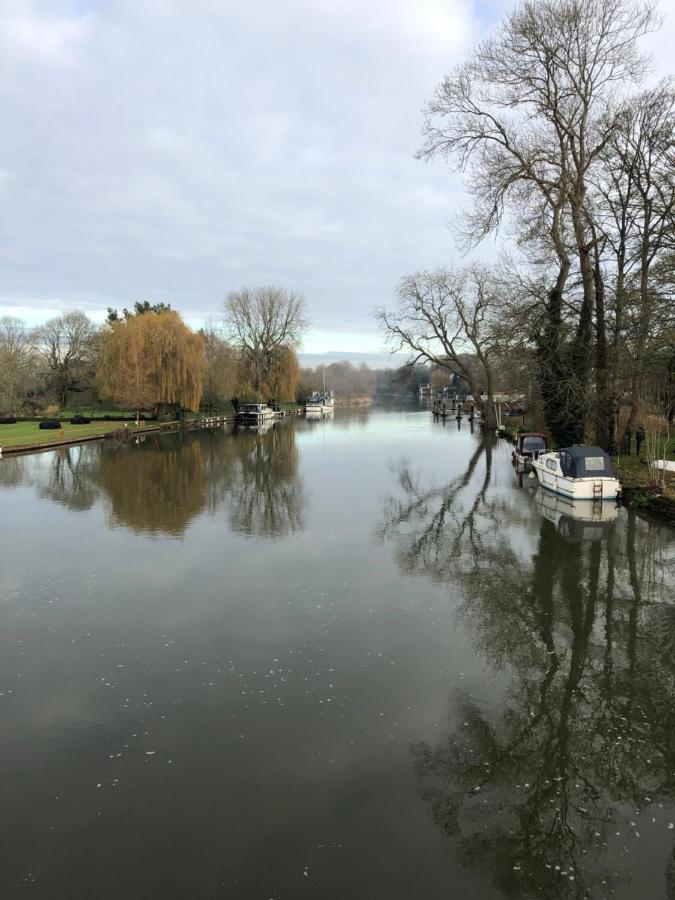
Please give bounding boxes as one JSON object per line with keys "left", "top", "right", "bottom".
{"left": 532, "top": 446, "right": 621, "bottom": 501}
{"left": 305, "top": 391, "right": 335, "bottom": 414}
{"left": 236, "top": 403, "right": 275, "bottom": 425}
{"left": 305, "top": 366, "right": 335, "bottom": 416}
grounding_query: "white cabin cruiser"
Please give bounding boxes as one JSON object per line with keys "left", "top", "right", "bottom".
{"left": 236, "top": 403, "right": 275, "bottom": 425}
{"left": 532, "top": 446, "right": 621, "bottom": 501}
{"left": 305, "top": 390, "right": 335, "bottom": 415}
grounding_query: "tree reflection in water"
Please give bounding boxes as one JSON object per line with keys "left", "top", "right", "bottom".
{"left": 201, "top": 422, "right": 304, "bottom": 537}
{"left": 380, "top": 440, "right": 675, "bottom": 898}
{"left": 97, "top": 438, "right": 207, "bottom": 535}
{"left": 5, "top": 422, "right": 304, "bottom": 539}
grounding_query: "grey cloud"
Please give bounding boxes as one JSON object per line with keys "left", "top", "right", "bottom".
{"left": 1, "top": 0, "right": 673, "bottom": 352}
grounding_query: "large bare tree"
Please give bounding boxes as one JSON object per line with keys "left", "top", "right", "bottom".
{"left": 595, "top": 81, "right": 675, "bottom": 436}
{"left": 223, "top": 286, "right": 308, "bottom": 399}
{"left": 378, "top": 266, "right": 500, "bottom": 426}
{"left": 0, "top": 316, "right": 36, "bottom": 413}
{"left": 33, "top": 310, "right": 98, "bottom": 408}
{"left": 418, "top": 0, "right": 659, "bottom": 447}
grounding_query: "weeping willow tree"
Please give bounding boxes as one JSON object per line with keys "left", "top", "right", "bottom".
{"left": 98, "top": 310, "right": 204, "bottom": 419}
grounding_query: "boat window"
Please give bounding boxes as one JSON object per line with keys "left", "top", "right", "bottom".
{"left": 546, "top": 459, "right": 557, "bottom": 472}
{"left": 522, "top": 436, "right": 546, "bottom": 450}
{"left": 584, "top": 456, "right": 606, "bottom": 472}
{"left": 559, "top": 452, "right": 575, "bottom": 477}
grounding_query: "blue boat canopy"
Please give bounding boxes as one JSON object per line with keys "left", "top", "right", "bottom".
{"left": 558, "top": 446, "right": 615, "bottom": 478}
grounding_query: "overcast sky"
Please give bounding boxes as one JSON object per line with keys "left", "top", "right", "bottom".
{"left": 1, "top": 0, "right": 673, "bottom": 357}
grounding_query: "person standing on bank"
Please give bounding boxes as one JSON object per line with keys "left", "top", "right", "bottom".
{"left": 636, "top": 425, "right": 646, "bottom": 456}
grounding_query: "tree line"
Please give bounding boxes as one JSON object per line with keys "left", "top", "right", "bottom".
{"left": 380, "top": 0, "right": 674, "bottom": 448}
{"left": 0, "top": 287, "right": 309, "bottom": 417}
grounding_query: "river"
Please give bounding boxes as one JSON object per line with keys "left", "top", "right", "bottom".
{"left": 0, "top": 407, "right": 673, "bottom": 899}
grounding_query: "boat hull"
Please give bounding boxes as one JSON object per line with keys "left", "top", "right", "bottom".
{"left": 532, "top": 461, "right": 621, "bottom": 500}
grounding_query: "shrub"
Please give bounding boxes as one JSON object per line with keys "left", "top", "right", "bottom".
{"left": 628, "top": 490, "right": 650, "bottom": 509}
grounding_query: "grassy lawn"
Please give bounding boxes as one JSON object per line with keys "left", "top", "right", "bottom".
{"left": 0, "top": 420, "right": 144, "bottom": 449}
{"left": 612, "top": 453, "right": 675, "bottom": 499}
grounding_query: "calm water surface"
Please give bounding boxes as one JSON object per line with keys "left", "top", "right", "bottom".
{"left": 0, "top": 408, "right": 673, "bottom": 899}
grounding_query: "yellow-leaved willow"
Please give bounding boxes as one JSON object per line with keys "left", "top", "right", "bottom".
{"left": 98, "top": 310, "right": 204, "bottom": 416}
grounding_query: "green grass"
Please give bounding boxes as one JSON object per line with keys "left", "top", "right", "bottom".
{"left": 612, "top": 453, "right": 675, "bottom": 500}
{"left": 0, "top": 420, "right": 144, "bottom": 449}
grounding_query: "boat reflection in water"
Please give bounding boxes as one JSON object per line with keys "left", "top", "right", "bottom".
{"left": 233, "top": 418, "right": 277, "bottom": 435}
{"left": 534, "top": 488, "right": 619, "bottom": 542}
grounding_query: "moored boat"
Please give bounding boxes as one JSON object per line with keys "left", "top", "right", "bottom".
{"left": 236, "top": 403, "right": 275, "bottom": 425}
{"left": 532, "top": 446, "right": 621, "bottom": 500}
{"left": 512, "top": 432, "right": 548, "bottom": 469}
{"left": 305, "top": 389, "right": 334, "bottom": 415}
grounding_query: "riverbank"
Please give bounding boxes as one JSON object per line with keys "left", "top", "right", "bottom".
{"left": 334, "top": 396, "right": 374, "bottom": 407}
{"left": 612, "top": 455, "right": 675, "bottom": 524}
{"left": 0, "top": 419, "right": 153, "bottom": 452}
{"left": 0, "top": 417, "right": 229, "bottom": 456}
{"left": 0, "top": 406, "right": 305, "bottom": 456}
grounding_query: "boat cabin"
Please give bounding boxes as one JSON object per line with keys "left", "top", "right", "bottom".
{"left": 242, "top": 403, "right": 267, "bottom": 413}
{"left": 554, "top": 446, "right": 615, "bottom": 478}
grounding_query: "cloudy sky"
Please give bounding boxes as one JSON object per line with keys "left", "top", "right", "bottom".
{"left": 1, "top": 0, "right": 673, "bottom": 358}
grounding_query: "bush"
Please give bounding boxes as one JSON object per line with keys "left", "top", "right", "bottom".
{"left": 628, "top": 490, "right": 650, "bottom": 509}
{"left": 0, "top": 417, "right": 17, "bottom": 425}
{"left": 70, "top": 416, "right": 90, "bottom": 424}
{"left": 39, "top": 420, "right": 62, "bottom": 430}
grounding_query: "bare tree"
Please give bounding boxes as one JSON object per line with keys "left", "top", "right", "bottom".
{"left": 378, "top": 266, "right": 500, "bottom": 426}
{"left": 33, "top": 310, "right": 98, "bottom": 408}
{"left": 0, "top": 316, "right": 36, "bottom": 413}
{"left": 223, "top": 286, "right": 308, "bottom": 398}
{"left": 418, "top": 0, "right": 659, "bottom": 447}
{"left": 596, "top": 82, "right": 675, "bottom": 435}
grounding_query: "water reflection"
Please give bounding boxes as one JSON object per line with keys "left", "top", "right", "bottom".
{"left": 381, "top": 443, "right": 675, "bottom": 897}
{"left": 203, "top": 421, "right": 304, "bottom": 537}
{"left": 1, "top": 422, "right": 304, "bottom": 539}
{"left": 535, "top": 491, "right": 619, "bottom": 543}
{"left": 378, "top": 436, "right": 496, "bottom": 581}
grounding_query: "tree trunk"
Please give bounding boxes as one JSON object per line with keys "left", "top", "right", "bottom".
{"left": 593, "top": 244, "right": 614, "bottom": 452}
{"left": 626, "top": 207, "right": 652, "bottom": 431}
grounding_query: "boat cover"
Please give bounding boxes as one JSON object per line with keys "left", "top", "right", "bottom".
{"left": 558, "top": 446, "right": 615, "bottom": 478}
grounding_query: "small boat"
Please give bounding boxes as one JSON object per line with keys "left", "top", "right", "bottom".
{"left": 305, "top": 391, "right": 335, "bottom": 414}
{"left": 305, "top": 366, "right": 335, "bottom": 416}
{"left": 236, "top": 403, "right": 275, "bottom": 425}
{"left": 512, "top": 432, "right": 548, "bottom": 469}
{"left": 532, "top": 446, "right": 621, "bottom": 500}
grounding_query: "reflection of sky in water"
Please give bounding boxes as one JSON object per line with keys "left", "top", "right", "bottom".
{"left": 0, "top": 408, "right": 673, "bottom": 898}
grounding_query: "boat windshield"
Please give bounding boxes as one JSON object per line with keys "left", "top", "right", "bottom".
{"left": 521, "top": 436, "right": 546, "bottom": 450}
